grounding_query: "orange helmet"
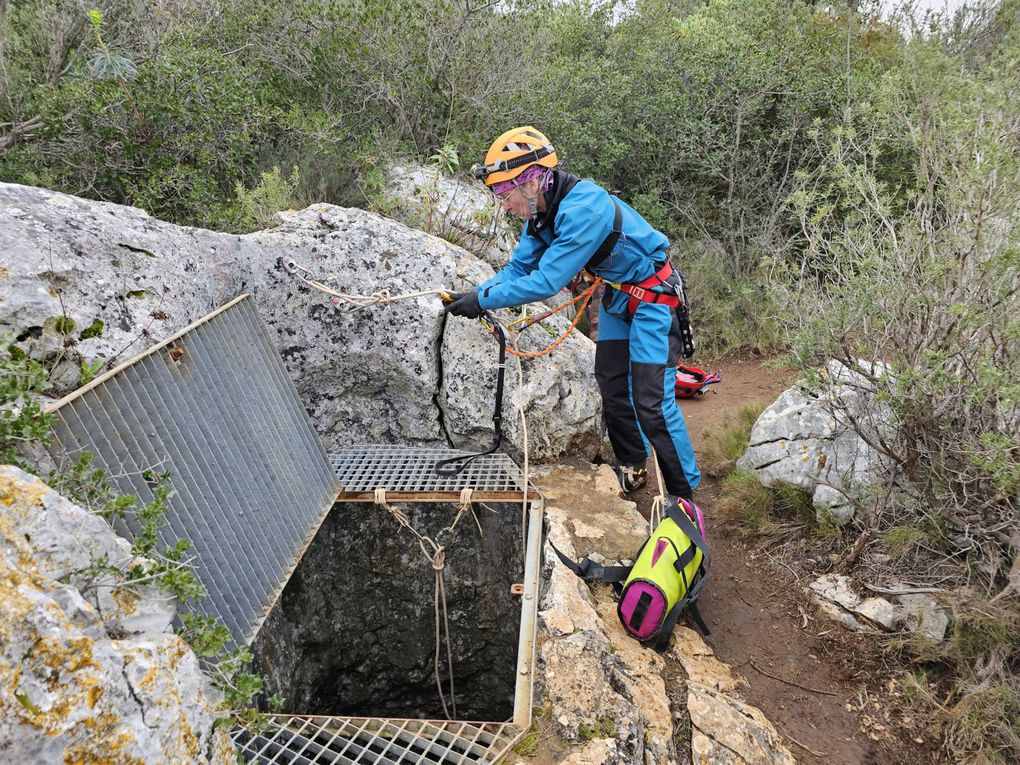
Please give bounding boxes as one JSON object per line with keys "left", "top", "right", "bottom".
{"left": 470, "top": 126, "right": 558, "bottom": 187}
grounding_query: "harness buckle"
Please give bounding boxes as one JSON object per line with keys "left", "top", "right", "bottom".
{"left": 629, "top": 286, "right": 647, "bottom": 301}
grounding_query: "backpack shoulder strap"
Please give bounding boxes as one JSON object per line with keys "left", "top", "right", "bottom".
{"left": 585, "top": 199, "right": 623, "bottom": 271}
{"left": 654, "top": 567, "right": 711, "bottom": 650}
{"left": 666, "top": 500, "right": 711, "bottom": 571}
{"left": 549, "top": 541, "right": 631, "bottom": 583}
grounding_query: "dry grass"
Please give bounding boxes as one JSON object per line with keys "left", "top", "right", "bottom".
{"left": 700, "top": 401, "right": 767, "bottom": 478}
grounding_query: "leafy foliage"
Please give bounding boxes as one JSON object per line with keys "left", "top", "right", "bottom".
{"left": 0, "top": 342, "right": 54, "bottom": 467}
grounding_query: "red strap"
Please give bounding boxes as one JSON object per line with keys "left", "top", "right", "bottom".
{"left": 621, "top": 262, "right": 680, "bottom": 315}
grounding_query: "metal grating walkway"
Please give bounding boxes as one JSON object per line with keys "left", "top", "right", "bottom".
{"left": 232, "top": 717, "right": 520, "bottom": 764}
{"left": 332, "top": 446, "right": 528, "bottom": 500}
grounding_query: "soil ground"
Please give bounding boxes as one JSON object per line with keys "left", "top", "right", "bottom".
{"left": 627, "top": 357, "right": 943, "bottom": 765}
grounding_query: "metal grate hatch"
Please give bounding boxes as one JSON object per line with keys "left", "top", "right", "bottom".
{"left": 232, "top": 717, "right": 521, "bottom": 764}
{"left": 45, "top": 295, "right": 339, "bottom": 646}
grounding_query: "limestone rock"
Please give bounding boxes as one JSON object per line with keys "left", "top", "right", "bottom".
{"left": 669, "top": 627, "right": 744, "bottom": 694}
{"left": 808, "top": 574, "right": 949, "bottom": 640}
{"left": 541, "top": 631, "right": 647, "bottom": 756}
{"left": 737, "top": 359, "right": 895, "bottom": 522}
{"left": 896, "top": 594, "right": 950, "bottom": 642}
{"left": 1, "top": 469, "right": 175, "bottom": 636}
{"left": 541, "top": 505, "right": 605, "bottom": 638}
{"left": 0, "top": 181, "right": 605, "bottom": 463}
{"left": 383, "top": 162, "right": 516, "bottom": 271}
{"left": 0, "top": 465, "right": 231, "bottom": 763}
{"left": 688, "top": 683, "right": 794, "bottom": 765}
{"left": 534, "top": 463, "right": 794, "bottom": 764}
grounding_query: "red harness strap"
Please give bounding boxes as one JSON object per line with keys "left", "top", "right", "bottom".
{"left": 619, "top": 262, "right": 681, "bottom": 316}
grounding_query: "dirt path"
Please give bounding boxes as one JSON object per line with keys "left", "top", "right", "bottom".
{"left": 628, "top": 357, "right": 937, "bottom": 765}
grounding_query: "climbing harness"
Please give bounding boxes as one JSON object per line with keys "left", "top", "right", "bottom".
{"left": 601, "top": 260, "right": 696, "bottom": 359}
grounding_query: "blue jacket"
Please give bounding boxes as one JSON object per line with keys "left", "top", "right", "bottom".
{"left": 477, "top": 173, "right": 670, "bottom": 316}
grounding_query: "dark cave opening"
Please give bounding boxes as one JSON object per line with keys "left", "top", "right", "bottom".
{"left": 252, "top": 501, "right": 525, "bottom": 721}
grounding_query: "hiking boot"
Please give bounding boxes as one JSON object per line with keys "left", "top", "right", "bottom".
{"left": 614, "top": 463, "right": 647, "bottom": 493}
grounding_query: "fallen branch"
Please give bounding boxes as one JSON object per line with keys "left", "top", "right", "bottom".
{"left": 0, "top": 115, "right": 43, "bottom": 151}
{"left": 840, "top": 527, "right": 873, "bottom": 571}
{"left": 748, "top": 659, "right": 840, "bottom": 696}
{"left": 862, "top": 583, "right": 946, "bottom": 596}
{"left": 780, "top": 728, "right": 828, "bottom": 758}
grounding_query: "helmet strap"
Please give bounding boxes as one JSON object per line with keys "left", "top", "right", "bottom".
{"left": 518, "top": 179, "right": 542, "bottom": 221}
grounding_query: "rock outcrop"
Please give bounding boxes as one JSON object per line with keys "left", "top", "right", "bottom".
{"left": 808, "top": 574, "right": 949, "bottom": 642}
{"left": 382, "top": 161, "right": 517, "bottom": 271}
{"left": 0, "top": 182, "right": 604, "bottom": 463}
{"left": 528, "top": 463, "right": 795, "bottom": 765}
{"left": 0, "top": 465, "right": 232, "bottom": 762}
{"left": 737, "top": 359, "right": 895, "bottom": 521}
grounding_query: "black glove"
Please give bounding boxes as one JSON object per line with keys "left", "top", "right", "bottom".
{"left": 444, "top": 289, "right": 484, "bottom": 319}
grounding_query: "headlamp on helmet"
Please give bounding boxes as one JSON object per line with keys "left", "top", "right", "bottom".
{"left": 471, "top": 126, "right": 558, "bottom": 187}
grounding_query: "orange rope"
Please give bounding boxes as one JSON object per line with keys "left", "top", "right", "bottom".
{"left": 498, "top": 279, "right": 602, "bottom": 359}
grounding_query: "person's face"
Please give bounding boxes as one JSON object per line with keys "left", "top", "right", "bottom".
{"left": 494, "top": 178, "right": 542, "bottom": 219}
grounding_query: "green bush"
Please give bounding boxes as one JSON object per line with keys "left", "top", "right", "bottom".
{"left": 784, "top": 22, "right": 1019, "bottom": 761}
{"left": 718, "top": 470, "right": 815, "bottom": 535}
{"left": 0, "top": 343, "right": 54, "bottom": 467}
{"left": 227, "top": 165, "right": 300, "bottom": 233}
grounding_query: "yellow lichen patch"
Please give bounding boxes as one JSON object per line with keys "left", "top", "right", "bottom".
{"left": 110, "top": 587, "right": 140, "bottom": 617}
{"left": 175, "top": 709, "right": 203, "bottom": 760}
{"left": 139, "top": 665, "right": 158, "bottom": 690}
{"left": 65, "top": 711, "right": 143, "bottom": 765}
{"left": 0, "top": 471, "right": 51, "bottom": 573}
{"left": 7, "top": 634, "right": 106, "bottom": 733}
{"left": 35, "top": 635, "right": 99, "bottom": 675}
{"left": 0, "top": 511, "right": 39, "bottom": 573}
{"left": 0, "top": 470, "right": 49, "bottom": 509}
{"left": 0, "top": 266, "right": 10, "bottom": 279}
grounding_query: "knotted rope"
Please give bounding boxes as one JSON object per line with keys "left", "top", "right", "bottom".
{"left": 444, "top": 488, "right": 484, "bottom": 537}
{"left": 373, "top": 488, "right": 457, "bottom": 719}
{"left": 284, "top": 258, "right": 444, "bottom": 311}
